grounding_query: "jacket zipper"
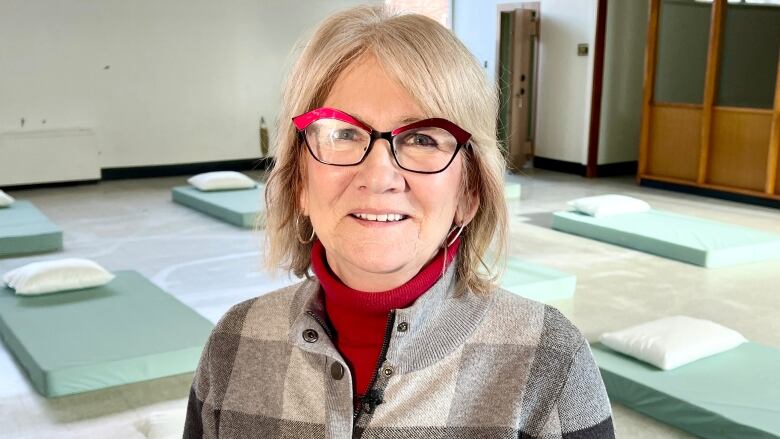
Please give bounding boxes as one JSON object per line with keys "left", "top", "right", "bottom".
{"left": 306, "top": 310, "right": 334, "bottom": 339}
{"left": 353, "top": 310, "right": 396, "bottom": 424}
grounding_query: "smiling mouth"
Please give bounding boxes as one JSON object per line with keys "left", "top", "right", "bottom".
{"left": 350, "top": 213, "right": 408, "bottom": 222}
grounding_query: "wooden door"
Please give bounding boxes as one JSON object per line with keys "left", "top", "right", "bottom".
{"left": 507, "top": 9, "right": 535, "bottom": 171}
{"left": 638, "top": 0, "right": 780, "bottom": 202}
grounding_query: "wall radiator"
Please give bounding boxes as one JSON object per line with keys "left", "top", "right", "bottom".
{"left": 0, "top": 129, "right": 100, "bottom": 186}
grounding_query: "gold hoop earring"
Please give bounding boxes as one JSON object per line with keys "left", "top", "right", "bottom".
{"left": 446, "top": 223, "right": 465, "bottom": 247}
{"left": 295, "top": 215, "right": 315, "bottom": 244}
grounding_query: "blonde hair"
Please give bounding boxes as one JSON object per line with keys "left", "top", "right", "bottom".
{"left": 264, "top": 5, "right": 508, "bottom": 295}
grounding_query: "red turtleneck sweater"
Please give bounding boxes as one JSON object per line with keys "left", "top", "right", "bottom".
{"left": 310, "top": 238, "right": 460, "bottom": 397}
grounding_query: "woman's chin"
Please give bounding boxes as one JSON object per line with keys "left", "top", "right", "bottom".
{"left": 348, "top": 253, "right": 412, "bottom": 275}
{"left": 325, "top": 238, "right": 433, "bottom": 287}
{"left": 334, "top": 250, "right": 423, "bottom": 287}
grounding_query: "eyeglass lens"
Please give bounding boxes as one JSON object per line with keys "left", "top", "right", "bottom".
{"left": 304, "top": 118, "right": 459, "bottom": 173}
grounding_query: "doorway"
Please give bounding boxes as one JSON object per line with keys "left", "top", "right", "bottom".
{"left": 496, "top": 3, "right": 539, "bottom": 172}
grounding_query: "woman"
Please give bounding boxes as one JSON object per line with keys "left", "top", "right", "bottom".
{"left": 184, "top": 5, "right": 614, "bottom": 439}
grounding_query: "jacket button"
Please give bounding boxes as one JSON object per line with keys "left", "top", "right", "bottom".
{"left": 330, "top": 362, "right": 344, "bottom": 380}
{"left": 382, "top": 365, "right": 394, "bottom": 377}
{"left": 397, "top": 322, "right": 408, "bottom": 332}
{"left": 302, "top": 329, "right": 318, "bottom": 343}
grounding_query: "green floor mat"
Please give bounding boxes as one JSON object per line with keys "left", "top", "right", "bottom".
{"left": 0, "top": 201, "right": 63, "bottom": 257}
{"left": 593, "top": 342, "right": 780, "bottom": 439}
{"left": 505, "top": 182, "right": 522, "bottom": 200}
{"left": 172, "top": 185, "right": 265, "bottom": 228}
{"left": 552, "top": 209, "right": 780, "bottom": 267}
{"left": 0, "top": 271, "right": 213, "bottom": 397}
{"left": 500, "top": 257, "right": 576, "bottom": 302}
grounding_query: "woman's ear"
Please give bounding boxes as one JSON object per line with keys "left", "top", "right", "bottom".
{"left": 455, "top": 189, "right": 480, "bottom": 226}
{"left": 298, "top": 184, "right": 308, "bottom": 216}
{"left": 297, "top": 156, "right": 309, "bottom": 216}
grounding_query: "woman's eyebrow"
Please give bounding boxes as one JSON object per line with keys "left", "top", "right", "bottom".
{"left": 398, "top": 116, "right": 423, "bottom": 124}
{"left": 352, "top": 113, "right": 424, "bottom": 127}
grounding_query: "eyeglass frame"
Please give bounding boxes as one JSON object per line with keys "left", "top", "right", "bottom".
{"left": 292, "top": 107, "right": 472, "bottom": 174}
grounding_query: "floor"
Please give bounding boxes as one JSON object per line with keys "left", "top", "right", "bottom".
{"left": 1, "top": 169, "right": 779, "bottom": 438}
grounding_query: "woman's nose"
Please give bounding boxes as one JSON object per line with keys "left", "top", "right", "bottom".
{"left": 355, "top": 138, "right": 405, "bottom": 193}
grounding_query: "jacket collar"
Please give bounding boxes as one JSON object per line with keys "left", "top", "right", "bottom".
{"left": 288, "top": 260, "right": 494, "bottom": 373}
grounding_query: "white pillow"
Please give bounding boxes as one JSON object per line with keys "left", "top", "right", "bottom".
{"left": 0, "top": 189, "right": 14, "bottom": 207}
{"left": 567, "top": 194, "right": 650, "bottom": 218}
{"left": 187, "top": 171, "right": 256, "bottom": 191}
{"left": 136, "top": 408, "right": 187, "bottom": 439}
{"left": 599, "top": 316, "right": 747, "bottom": 370}
{"left": 3, "top": 258, "right": 115, "bottom": 295}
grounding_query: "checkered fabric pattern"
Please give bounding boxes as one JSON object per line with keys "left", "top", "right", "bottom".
{"left": 183, "top": 263, "right": 614, "bottom": 438}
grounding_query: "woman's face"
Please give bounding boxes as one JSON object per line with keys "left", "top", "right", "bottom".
{"left": 299, "top": 53, "right": 475, "bottom": 292}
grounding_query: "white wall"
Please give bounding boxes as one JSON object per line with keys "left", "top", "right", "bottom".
{"left": 0, "top": 0, "right": 376, "bottom": 169}
{"left": 453, "top": 0, "right": 598, "bottom": 164}
{"left": 597, "top": 0, "right": 648, "bottom": 165}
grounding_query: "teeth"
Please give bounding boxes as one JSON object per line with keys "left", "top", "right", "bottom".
{"left": 354, "top": 213, "right": 404, "bottom": 222}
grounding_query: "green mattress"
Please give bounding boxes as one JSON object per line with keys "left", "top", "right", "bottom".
{"left": 505, "top": 182, "right": 522, "bottom": 200}
{"left": 551, "top": 209, "right": 780, "bottom": 267}
{"left": 500, "top": 257, "right": 576, "bottom": 302}
{"left": 0, "top": 201, "right": 63, "bottom": 257}
{"left": 172, "top": 185, "right": 265, "bottom": 228}
{"left": 593, "top": 342, "right": 780, "bottom": 439}
{"left": 0, "top": 271, "right": 213, "bottom": 397}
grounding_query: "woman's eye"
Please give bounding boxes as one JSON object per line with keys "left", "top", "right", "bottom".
{"left": 416, "top": 134, "right": 434, "bottom": 144}
{"left": 332, "top": 129, "right": 356, "bottom": 141}
{"left": 402, "top": 133, "right": 436, "bottom": 146}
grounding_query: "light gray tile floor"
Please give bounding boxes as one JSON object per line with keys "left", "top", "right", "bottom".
{"left": 1, "top": 168, "right": 778, "bottom": 438}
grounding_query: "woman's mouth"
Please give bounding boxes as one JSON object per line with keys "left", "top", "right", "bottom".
{"left": 350, "top": 212, "right": 408, "bottom": 222}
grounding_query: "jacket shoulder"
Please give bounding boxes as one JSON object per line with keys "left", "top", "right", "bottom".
{"left": 472, "top": 288, "right": 585, "bottom": 355}
{"left": 211, "top": 280, "right": 312, "bottom": 340}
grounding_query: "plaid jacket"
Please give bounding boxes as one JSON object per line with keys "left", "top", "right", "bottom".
{"left": 183, "top": 263, "right": 615, "bottom": 438}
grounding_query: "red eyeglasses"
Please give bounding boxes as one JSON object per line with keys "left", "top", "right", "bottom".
{"left": 292, "top": 107, "right": 472, "bottom": 174}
